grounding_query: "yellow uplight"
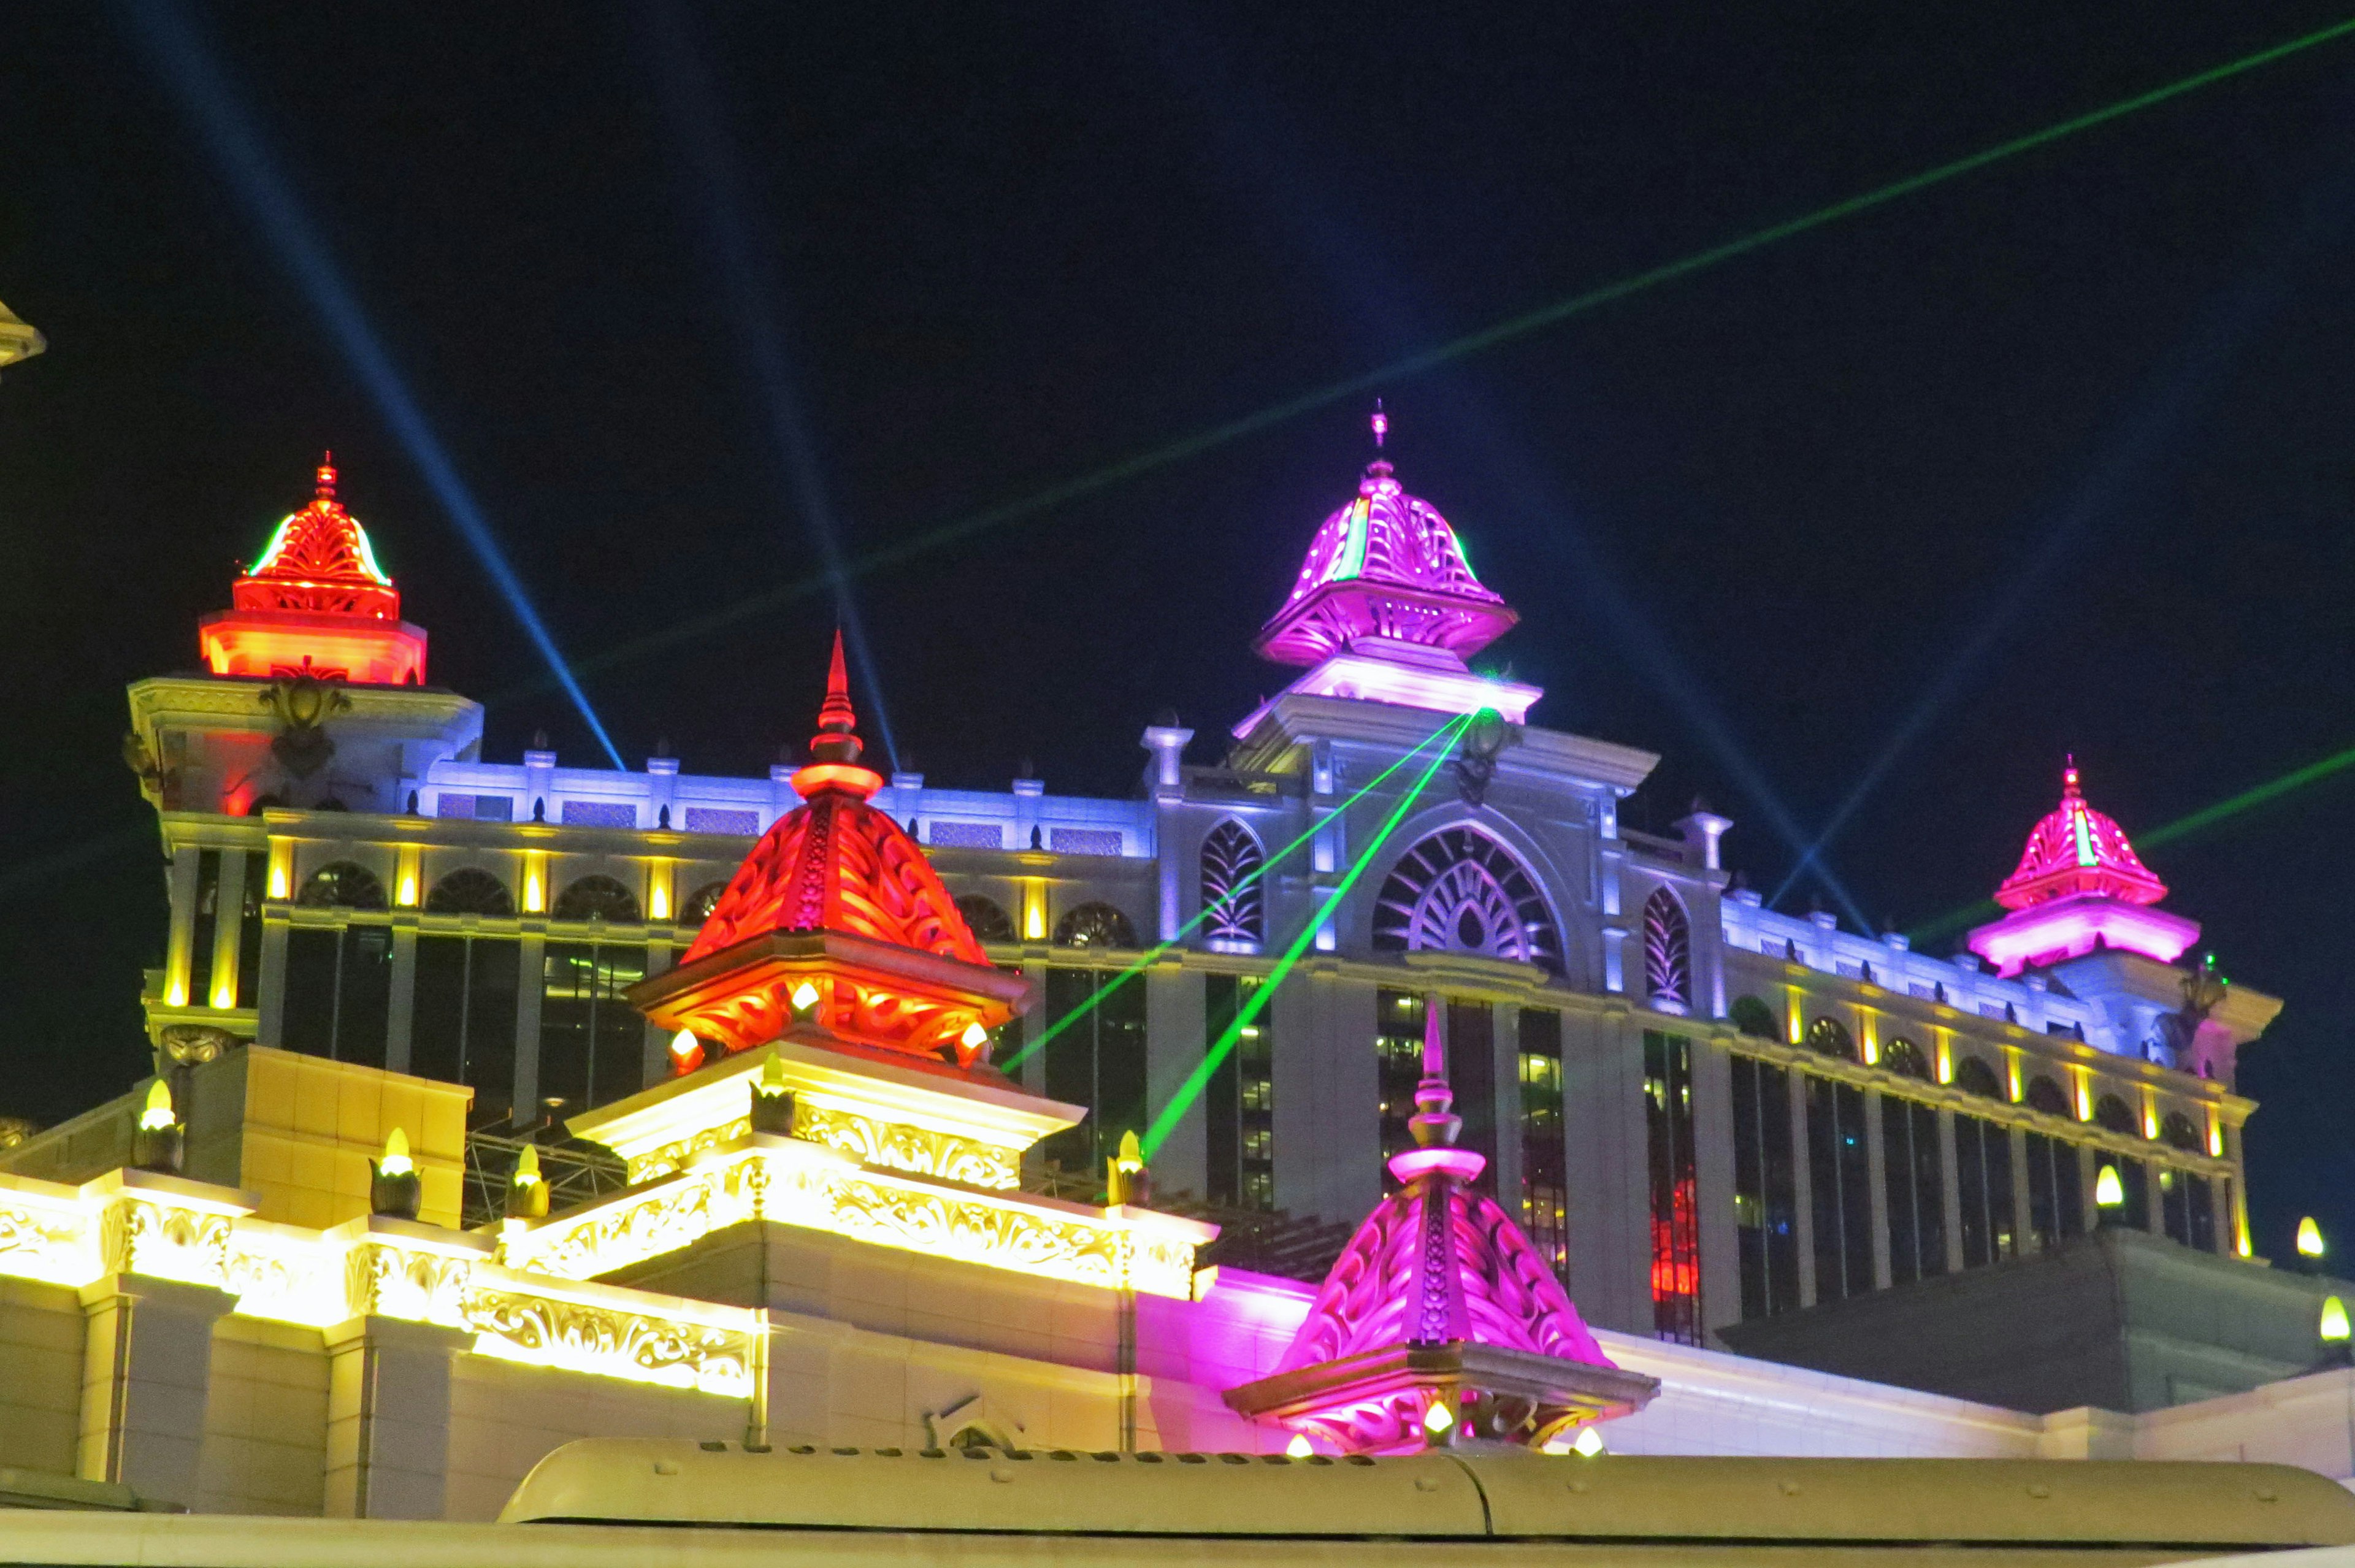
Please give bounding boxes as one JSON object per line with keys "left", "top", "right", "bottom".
{"left": 650, "top": 880, "right": 671, "bottom": 922}
{"left": 2299, "top": 1216, "right": 2327, "bottom": 1258}
{"left": 1423, "top": 1399, "right": 1454, "bottom": 1434}
{"left": 138, "top": 1079, "right": 175, "bottom": 1131}
{"left": 513, "top": 1143, "right": 543, "bottom": 1187}
{"left": 1573, "top": 1426, "right": 1606, "bottom": 1457}
{"left": 378, "top": 1127, "right": 415, "bottom": 1178}
{"left": 2094, "top": 1165, "right": 2124, "bottom": 1209}
{"left": 791, "top": 981, "right": 821, "bottom": 1012}
{"left": 211, "top": 981, "right": 237, "bottom": 1010}
{"left": 960, "top": 1022, "right": 989, "bottom": 1051}
{"left": 2323, "top": 1296, "right": 2351, "bottom": 1343}
{"left": 1285, "top": 1434, "right": 1314, "bottom": 1458}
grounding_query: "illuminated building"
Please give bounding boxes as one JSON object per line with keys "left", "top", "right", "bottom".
{"left": 0, "top": 426, "right": 2333, "bottom": 1521}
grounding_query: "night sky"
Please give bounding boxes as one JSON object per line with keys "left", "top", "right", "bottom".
{"left": 4, "top": 5, "right": 2353, "bottom": 1258}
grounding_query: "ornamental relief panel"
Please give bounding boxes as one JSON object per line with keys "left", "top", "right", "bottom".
{"left": 346, "top": 1242, "right": 473, "bottom": 1327}
{"left": 0, "top": 1201, "right": 90, "bottom": 1281}
{"left": 101, "top": 1198, "right": 230, "bottom": 1285}
{"left": 629, "top": 1119, "right": 752, "bottom": 1184}
{"left": 825, "top": 1174, "right": 1127, "bottom": 1290}
{"left": 792, "top": 1104, "right": 1019, "bottom": 1190}
{"left": 465, "top": 1287, "right": 754, "bottom": 1396}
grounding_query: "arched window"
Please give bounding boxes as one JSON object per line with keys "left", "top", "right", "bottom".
{"left": 1372, "top": 827, "right": 1561, "bottom": 974}
{"left": 1054, "top": 901, "right": 1137, "bottom": 950}
{"left": 1955, "top": 1056, "right": 2003, "bottom": 1099}
{"left": 2094, "top": 1094, "right": 2138, "bottom": 1136}
{"left": 2025, "top": 1076, "right": 2072, "bottom": 1118}
{"left": 424, "top": 867, "right": 514, "bottom": 916}
{"left": 683, "top": 880, "right": 729, "bottom": 924}
{"left": 1642, "top": 888, "right": 1691, "bottom": 1014}
{"left": 1200, "top": 820, "right": 1265, "bottom": 946}
{"left": 1880, "top": 1037, "right": 1929, "bottom": 1080}
{"left": 298, "top": 862, "right": 387, "bottom": 909}
{"left": 554, "top": 874, "right": 641, "bottom": 924}
{"left": 955, "top": 893, "right": 1017, "bottom": 945}
{"left": 1806, "top": 1017, "right": 1856, "bottom": 1063}
{"left": 1729, "top": 995, "right": 1781, "bottom": 1041}
{"left": 2160, "top": 1111, "right": 2202, "bottom": 1152}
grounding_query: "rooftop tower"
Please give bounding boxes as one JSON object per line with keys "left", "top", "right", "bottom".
{"left": 1967, "top": 760, "right": 2197, "bottom": 977}
{"left": 197, "top": 454, "right": 427, "bottom": 686}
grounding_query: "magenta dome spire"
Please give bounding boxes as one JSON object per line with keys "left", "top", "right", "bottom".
{"left": 1252, "top": 408, "right": 1517, "bottom": 669}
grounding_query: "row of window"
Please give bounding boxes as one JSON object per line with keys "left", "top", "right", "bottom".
{"left": 1731, "top": 996, "right": 2213, "bottom": 1153}
{"left": 1725, "top": 1055, "right": 2229, "bottom": 1324}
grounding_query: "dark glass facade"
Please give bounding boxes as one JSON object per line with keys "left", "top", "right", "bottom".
{"left": 1644, "top": 1031, "right": 1701, "bottom": 1344}
{"left": 1729, "top": 1054, "right": 1799, "bottom": 1319}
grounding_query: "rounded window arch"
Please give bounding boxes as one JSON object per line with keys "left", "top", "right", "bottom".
{"left": 683, "top": 880, "right": 729, "bottom": 924}
{"left": 1642, "top": 887, "right": 1691, "bottom": 1014}
{"left": 424, "top": 866, "right": 513, "bottom": 916}
{"left": 1806, "top": 1017, "right": 1857, "bottom": 1063}
{"left": 1372, "top": 826, "right": 1561, "bottom": 974}
{"left": 554, "top": 874, "right": 641, "bottom": 924}
{"left": 2094, "top": 1093, "right": 2138, "bottom": 1136}
{"left": 955, "top": 893, "right": 1017, "bottom": 945}
{"left": 1880, "top": 1036, "right": 1929, "bottom": 1080}
{"left": 1729, "top": 995, "right": 1781, "bottom": 1041}
{"left": 2159, "top": 1111, "right": 2202, "bottom": 1152}
{"left": 1054, "top": 901, "right": 1137, "bottom": 950}
{"left": 298, "top": 862, "right": 387, "bottom": 909}
{"left": 1200, "top": 819, "right": 1266, "bottom": 946}
{"left": 2024, "top": 1076, "right": 2073, "bottom": 1118}
{"left": 1954, "top": 1056, "right": 2004, "bottom": 1099}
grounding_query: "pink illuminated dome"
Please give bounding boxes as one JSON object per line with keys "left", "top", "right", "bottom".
{"left": 1994, "top": 759, "right": 2167, "bottom": 911}
{"left": 1254, "top": 410, "right": 1517, "bottom": 668}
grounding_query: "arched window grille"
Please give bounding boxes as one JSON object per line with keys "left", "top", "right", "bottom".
{"left": 1200, "top": 820, "right": 1265, "bottom": 946}
{"left": 297, "top": 862, "right": 387, "bottom": 910}
{"left": 554, "top": 874, "right": 641, "bottom": 924}
{"left": 424, "top": 867, "right": 514, "bottom": 916}
{"left": 2025, "top": 1076, "right": 2073, "bottom": 1118}
{"left": 1641, "top": 888, "right": 1690, "bottom": 1013}
{"left": 1054, "top": 901, "right": 1138, "bottom": 950}
{"left": 1806, "top": 1017, "right": 1856, "bottom": 1063}
{"left": 683, "top": 880, "right": 729, "bottom": 924}
{"left": 2160, "top": 1111, "right": 2202, "bottom": 1152}
{"left": 1955, "top": 1056, "right": 2004, "bottom": 1099}
{"left": 2094, "top": 1094, "right": 2138, "bottom": 1136}
{"left": 955, "top": 894, "right": 1017, "bottom": 944}
{"left": 1880, "top": 1037, "right": 1929, "bottom": 1080}
{"left": 1371, "top": 827, "right": 1561, "bottom": 974}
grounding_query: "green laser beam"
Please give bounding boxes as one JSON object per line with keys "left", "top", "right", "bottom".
{"left": 1909, "top": 737, "right": 2355, "bottom": 944}
{"left": 480, "top": 13, "right": 2355, "bottom": 714}
{"left": 998, "top": 711, "right": 1474, "bottom": 1075}
{"left": 1139, "top": 717, "right": 1471, "bottom": 1160}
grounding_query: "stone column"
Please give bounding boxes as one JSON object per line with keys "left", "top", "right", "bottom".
{"left": 1864, "top": 1089, "right": 1893, "bottom": 1291}
{"left": 323, "top": 1317, "right": 470, "bottom": 1520}
{"left": 513, "top": 931, "right": 546, "bottom": 1113}
{"left": 76, "top": 1275, "right": 234, "bottom": 1508}
{"left": 385, "top": 925, "right": 418, "bottom": 1074}
{"left": 1790, "top": 1068, "right": 1818, "bottom": 1307}
{"left": 1938, "top": 1108, "right": 1965, "bottom": 1274}
{"left": 1143, "top": 960, "right": 1206, "bottom": 1200}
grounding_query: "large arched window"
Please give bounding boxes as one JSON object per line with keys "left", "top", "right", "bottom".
{"left": 1372, "top": 827, "right": 1561, "bottom": 974}
{"left": 2025, "top": 1076, "right": 2072, "bottom": 1118}
{"left": 1642, "top": 887, "right": 1690, "bottom": 1013}
{"left": 1880, "top": 1036, "right": 1929, "bottom": 1080}
{"left": 1054, "top": 901, "right": 1137, "bottom": 950}
{"left": 424, "top": 867, "right": 514, "bottom": 916}
{"left": 1955, "top": 1056, "right": 2004, "bottom": 1099}
{"left": 1806, "top": 1017, "right": 1856, "bottom": 1063}
{"left": 2094, "top": 1094, "right": 2138, "bottom": 1136}
{"left": 1200, "top": 820, "right": 1265, "bottom": 946}
{"left": 1729, "top": 995, "right": 1781, "bottom": 1041}
{"left": 2160, "top": 1111, "right": 2202, "bottom": 1153}
{"left": 298, "top": 862, "right": 387, "bottom": 909}
{"left": 955, "top": 893, "right": 1017, "bottom": 945}
{"left": 683, "top": 880, "right": 729, "bottom": 925}
{"left": 554, "top": 874, "right": 641, "bottom": 924}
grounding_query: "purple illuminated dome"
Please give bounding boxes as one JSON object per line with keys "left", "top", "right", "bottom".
{"left": 1254, "top": 412, "right": 1517, "bottom": 668}
{"left": 1968, "top": 759, "right": 2196, "bottom": 977}
{"left": 1993, "top": 759, "right": 2167, "bottom": 911}
{"left": 1225, "top": 996, "right": 1655, "bottom": 1455}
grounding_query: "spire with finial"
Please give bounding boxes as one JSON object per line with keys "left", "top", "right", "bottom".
{"left": 810, "top": 629, "right": 862, "bottom": 765}
{"left": 1369, "top": 399, "right": 1388, "bottom": 451}
{"left": 1407, "top": 993, "right": 1461, "bottom": 1152}
{"left": 315, "top": 449, "right": 337, "bottom": 502}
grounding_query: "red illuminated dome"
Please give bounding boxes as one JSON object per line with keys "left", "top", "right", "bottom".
{"left": 1994, "top": 759, "right": 2167, "bottom": 911}
{"left": 197, "top": 456, "right": 427, "bottom": 685}
{"left": 634, "top": 634, "right": 1024, "bottom": 1073}
{"left": 1254, "top": 419, "right": 1516, "bottom": 668}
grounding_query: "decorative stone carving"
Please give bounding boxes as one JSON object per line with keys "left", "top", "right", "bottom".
{"left": 465, "top": 1286, "right": 754, "bottom": 1396}
{"left": 0, "top": 1199, "right": 91, "bottom": 1283}
{"left": 99, "top": 1196, "right": 231, "bottom": 1286}
{"left": 793, "top": 1103, "right": 1019, "bottom": 1190}
{"left": 345, "top": 1241, "right": 473, "bottom": 1327}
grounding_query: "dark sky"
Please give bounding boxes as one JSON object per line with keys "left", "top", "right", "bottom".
{"left": 3, "top": 4, "right": 2353, "bottom": 1257}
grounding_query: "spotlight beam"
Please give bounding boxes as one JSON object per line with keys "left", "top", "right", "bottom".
{"left": 1000, "top": 711, "right": 1473, "bottom": 1076}
{"left": 1140, "top": 715, "right": 1465, "bottom": 1160}
{"left": 117, "top": 0, "right": 625, "bottom": 769}
{"left": 641, "top": 2, "right": 901, "bottom": 770}
{"left": 481, "top": 12, "right": 2355, "bottom": 703}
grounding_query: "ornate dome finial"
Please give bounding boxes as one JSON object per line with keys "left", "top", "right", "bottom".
{"left": 1370, "top": 399, "right": 1388, "bottom": 451}
{"left": 810, "top": 629, "right": 862, "bottom": 765}
{"left": 315, "top": 450, "right": 337, "bottom": 502}
{"left": 1407, "top": 993, "right": 1461, "bottom": 1151}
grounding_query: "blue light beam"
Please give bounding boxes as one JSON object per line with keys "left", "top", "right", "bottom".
{"left": 641, "top": 1, "right": 900, "bottom": 771}
{"left": 117, "top": 0, "right": 625, "bottom": 770}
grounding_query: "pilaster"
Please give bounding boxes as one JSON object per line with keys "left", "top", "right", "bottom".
{"left": 75, "top": 1274, "right": 233, "bottom": 1507}
{"left": 322, "top": 1315, "right": 469, "bottom": 1520}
